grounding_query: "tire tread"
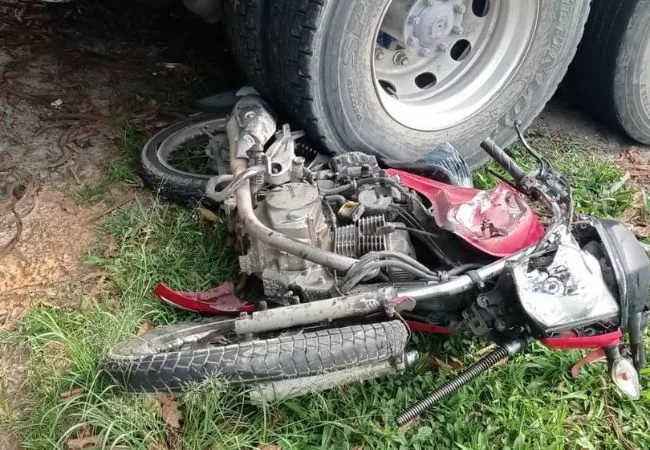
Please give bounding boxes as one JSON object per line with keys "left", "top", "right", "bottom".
{"left": 104, "top": 321, "right": 408, "bottom": 392}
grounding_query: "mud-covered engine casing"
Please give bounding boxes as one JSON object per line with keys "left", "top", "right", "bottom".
{"left": 238, "top": 182, "right": 336, "bottom": 298}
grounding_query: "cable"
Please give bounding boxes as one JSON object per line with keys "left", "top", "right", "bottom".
{"left": 341, "top": 260, "right": 441, "bottom": 293}
{"left": 387, "top": 205, "right": 454, "bottom": 267}
{"left": 447, "top": 263, "right": 484, "bottom": 276}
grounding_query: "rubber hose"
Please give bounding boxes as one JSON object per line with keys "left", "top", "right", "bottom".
{"left": 447, "top": 264, "right": 484, "bottom": 276}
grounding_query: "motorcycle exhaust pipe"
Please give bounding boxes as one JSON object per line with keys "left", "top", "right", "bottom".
{"left": 250, "top": 351, "right": 420, "bottom": 402}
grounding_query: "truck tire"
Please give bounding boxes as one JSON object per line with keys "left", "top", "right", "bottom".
{"left": 104, "top": 319, "right": 408, "bottom": 392}
{"left": 222, "top": 0, "right": 272, "bottom": 99}
{"left": 226, "top": 0, "right": 590, "bottom": 167}
{"left": 570, "top": 0, "right": 650, "bottom": 145}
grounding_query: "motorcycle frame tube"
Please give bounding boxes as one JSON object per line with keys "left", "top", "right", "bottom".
{"left": 235, "top": 293, "right": 384, "bottom": 335}
{"left": 398, "top": 246, "right": 535, "bottom": 301}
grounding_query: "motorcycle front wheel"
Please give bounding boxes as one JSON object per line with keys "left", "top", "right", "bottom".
{"left": 104, "top": 319, "right": 408, "bottom": 392}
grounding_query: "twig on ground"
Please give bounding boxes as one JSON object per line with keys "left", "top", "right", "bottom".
{"left": 47, "top": 124, "right": 80, "bottom": 168}
{"left": 599, "top": 378, "right": 637, "bottom": 450}
{"left": 49, "top": 113, "right": 114, "bottom": 123}
{"left": 0, "top": 187, "right": 24, "bottom": 260}
{"left": 86, "top": 190, "right": 137, "bottom": 223}
{"left": 68, "top": 165, "right": 82, "bottom": 185}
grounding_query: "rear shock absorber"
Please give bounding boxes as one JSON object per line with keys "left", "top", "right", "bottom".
{"left": 396, "top": 336, "right": 531, "bottom": 426}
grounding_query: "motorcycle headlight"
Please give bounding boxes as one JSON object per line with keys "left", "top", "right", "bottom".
{"left": 511, "top": 232, "right": 620, "bottom": 333}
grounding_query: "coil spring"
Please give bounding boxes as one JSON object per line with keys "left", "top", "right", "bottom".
{"left": 396, "top": 346, "right": 510, "bottom": 426}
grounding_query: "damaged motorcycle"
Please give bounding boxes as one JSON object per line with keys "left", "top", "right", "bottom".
{"left": 104, "top": 96, "right": 650, "bottom": 425}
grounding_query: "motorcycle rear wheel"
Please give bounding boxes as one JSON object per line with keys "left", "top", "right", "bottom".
{"left": 140, "top": 114, "right": 227, "bottom": 206}
{"left": 104, "top": 319, "right": 408, "bottom": 392}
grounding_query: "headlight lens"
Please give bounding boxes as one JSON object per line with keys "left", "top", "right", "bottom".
{"left": 511, "top": 233, "right": 620, "bottom": 333}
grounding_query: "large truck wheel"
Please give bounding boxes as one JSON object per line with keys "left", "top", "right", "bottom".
{"left": 224, "top": 0, "right": 591, "bottom": 167}
{"left": 570, "top": 0, "right": 650, "bottom": 146}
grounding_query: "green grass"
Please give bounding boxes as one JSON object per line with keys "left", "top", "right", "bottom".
{"left": 474, "top": 133, "right": 634, "bottom": 218}
{"left": 75, "top": 185, "right": 111, "bottom": 206}
{"left": 75, "top": 126, "right": 145, "bottom": 205}
{"left": 107, "top": 126, "right": 144, "bottom": 185}
{"left": 3, "top": 133, "right": 649, "bottom": 449}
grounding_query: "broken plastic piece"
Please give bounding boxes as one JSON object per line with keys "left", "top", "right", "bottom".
{"left": 154, "top": 282, "right": 255, "bottom": 314}
{"left": 570, "top": 348, "right": 607, "bottom": 378}
{"left": 388, "top": 169, "right": 544, "bottom": 257}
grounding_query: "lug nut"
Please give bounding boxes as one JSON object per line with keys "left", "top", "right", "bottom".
{"left": 407, "top": 36, "right": 419, "bottom": 48}
{"left": 452, "top": 25, "right": 464, "bottom": 34}
{"left": 419, "top": 48, "right": 432, "bottom": 57}
{"left": 408, "top": 15, "right": 421, "bottom": 25}
{"left": 437, "top": 43, "right": 449, "bottom": 53}
{"left": 426, "top": 0, "right": 435, "bottom": 6}
{"left": 375, "top": 49, "right": 385, "bottom": 60}
{"left": 394, "top": 52, "right": 409, "bottom": 66}
{"left": 454, "top": 4, "right": 466, "bottom": 13}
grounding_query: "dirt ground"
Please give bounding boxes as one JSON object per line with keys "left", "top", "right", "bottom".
{"left": 0, "top": 2, "right": 236, "bottom": 448}
{"left": 0, "top": 1, "right": 648, "bottom": 449}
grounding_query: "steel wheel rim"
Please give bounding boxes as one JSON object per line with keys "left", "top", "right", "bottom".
{"left": 373, "top": 0, "right": 540, "bottom": 131}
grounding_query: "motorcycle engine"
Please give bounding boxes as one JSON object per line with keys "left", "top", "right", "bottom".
{"left": 228, "top": 152, "right": 419, "bottom": 301}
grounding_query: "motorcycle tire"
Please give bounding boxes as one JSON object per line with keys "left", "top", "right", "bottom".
{"left": 225, "top": 0, "right": 591, "bottom": 167}
{"left": 140, "top": 114, "right": 226, "bottom": 207}
{"left": 569, "top": 0, "right": 650, "bottom": 145}
{"left": 104, "top": 319, "right": 408, "bottom": 392}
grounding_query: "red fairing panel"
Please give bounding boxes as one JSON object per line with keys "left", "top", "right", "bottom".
{"left": 387, "top": 169, "right": 544, "bottom": 257}
{"left": 154, "top": 282, "right": 255, "bottom": 314}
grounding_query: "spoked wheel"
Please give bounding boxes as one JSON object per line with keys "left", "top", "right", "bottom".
{"left": 141, "top": 113, "right": 320, "bottom": 207}
{"left": 141, "top": 114, "right": 229, "bottom": 206}
{"left": 103, "top": 319, "right": 409, "bottom": 392}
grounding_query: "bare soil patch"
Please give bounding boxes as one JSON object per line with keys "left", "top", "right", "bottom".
{"left": 0, "top": 2, "right": 237, "bottom": 447}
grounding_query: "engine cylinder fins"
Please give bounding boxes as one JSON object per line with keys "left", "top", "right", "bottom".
{"left": 334, "top": 216, "right": 416, "bottom": 282}
{"left": 335, "top": 216, "right": 388, "bottom": 258}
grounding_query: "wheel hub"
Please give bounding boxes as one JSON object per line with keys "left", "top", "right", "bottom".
{"left": 383, "top": 0, "right": 465, "bottom": 57}
{"left": 373, "top": 0, "right": 540, "bottom": 131}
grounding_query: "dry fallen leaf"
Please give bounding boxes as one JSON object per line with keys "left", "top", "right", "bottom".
{"left": 59, "top": 387, "right": 86, "bottom": 402}
{"left": 147, "top": 442, "right": 168, "bottom": 450}
{"left": 258, "top": 443, "right": 282, "bottom": 450}
{"left": 400, "top": 417, "right": 420, "bottom": 434}
{"left": 236, "top": 273, "right": 248, "bottom": 291}
{"left": 59, "top": 199, "right": 79, "bottom": 215}
{"left": 67, "top": 435, "right": 100, "bottom": 449}
{"left": 476, "top": 343, "right": 497, "bottom": 357}
{"left": 494, "top": 357, "right": 509, "bottom": 367}
{"left": 424, "top": 354, "right": 462, "bottom": 371}
{"left": 198, "top": 207, "right": 218, "bottom": 222}
{"left": 159, "top": 394, "right": 183, "bottom": 429}
{"left": 352, "top": 445, "right": 365, "bottom": 450}
{"left": 137, "top": 320, "right": 155, "bottom": 335}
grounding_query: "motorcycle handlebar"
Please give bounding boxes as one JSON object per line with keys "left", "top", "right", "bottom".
{"left": 480, "top": 138, "right": 527, "bottom": 184}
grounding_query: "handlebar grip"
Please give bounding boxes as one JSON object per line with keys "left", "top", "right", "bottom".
{"left": 480, "top": 138, "right": 527, "bottom": 183}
